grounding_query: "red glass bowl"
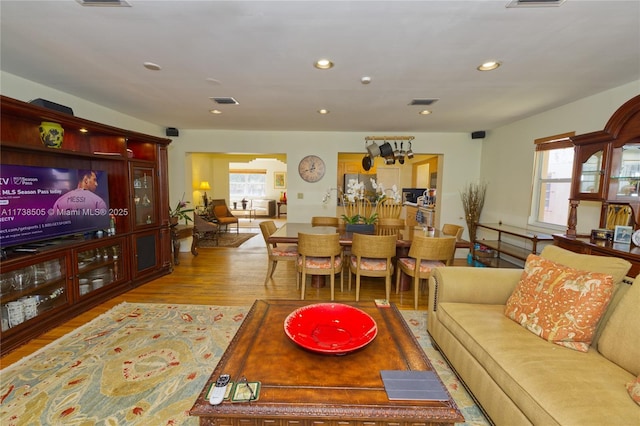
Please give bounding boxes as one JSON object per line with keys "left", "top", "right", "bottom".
{"left": 284, "top": 303, "right": 378, "bottom": 355}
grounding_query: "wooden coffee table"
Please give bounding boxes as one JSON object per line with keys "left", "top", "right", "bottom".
{"left": 189, "top": 299, "right": 463, "bottom": 425}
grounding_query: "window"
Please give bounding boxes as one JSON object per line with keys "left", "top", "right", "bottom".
{"left": 229, "top": 170, "right": 266, "bottom": 199}
{"left": 530, "top": 133, "right": 574, "bottom": 228}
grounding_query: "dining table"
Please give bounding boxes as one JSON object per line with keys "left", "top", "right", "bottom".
{"left": 268, "top": 222, "right": 470, "bottom": 290}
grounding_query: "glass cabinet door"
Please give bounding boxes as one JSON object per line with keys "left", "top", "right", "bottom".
{"left": 131, "top": 165, "right": 156, "bottom": 227}
{"left": 572, "top": 143, "right": 609, "bottom": 200}
{"left": 1, "top": 256, "right": 68, "bottom": 332}
{"left": 76, "top": 240, "right": 124, "bottom": 298}
{"left": 610, "top": 143, "right": 640, "bottom": 199}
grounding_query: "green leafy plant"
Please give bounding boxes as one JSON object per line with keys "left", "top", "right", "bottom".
{"left": 169, "top": 195, "right": 194, "bottom": 224}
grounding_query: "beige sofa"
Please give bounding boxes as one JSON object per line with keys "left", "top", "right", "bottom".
{"left": 427, "top": 245, "right": 639, "bottom": 425}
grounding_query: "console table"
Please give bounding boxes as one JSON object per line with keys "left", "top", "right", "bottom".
{"left": 170, "top": 225, "right": 198, "bottom": 265}
{"left": 277, "top": 200, "right": 287, "bottom": 217}
{"left": 190, "top": 299, "right": 463, "bottom": 425}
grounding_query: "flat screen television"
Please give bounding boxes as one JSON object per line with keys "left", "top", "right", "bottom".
{"left": 0, "top": 164, "right": 110, "bottom": 249}
{"left": 402, "top": 188, "right": 427, "bottom": 204}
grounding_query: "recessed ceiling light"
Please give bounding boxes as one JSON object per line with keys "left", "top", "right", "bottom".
{"left": 477, "top": 61, "right": 501, "bottom": 71}
{"left": 361, "top": 76, "right": 372, "bottom": 84}
{"left": 206, "top": 78, "right": 222, "bottom": 85}
{"left": 318, "top": 109, "right": 330, "bottom": 114}
{"left": 314, "top": 59, "right": 334, "bottom": 70}
{"left": 209, "top": 109, "right": 222, "bottom": 115}
{"left": 419, "top": 110, "right": 432, "bottom": 115}
{"left": 143, "top": 62, "right": 162, "bottom": 71}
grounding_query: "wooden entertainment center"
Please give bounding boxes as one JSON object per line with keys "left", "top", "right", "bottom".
{"left": 0, "top": 95, "right": 172, "bottom": 355}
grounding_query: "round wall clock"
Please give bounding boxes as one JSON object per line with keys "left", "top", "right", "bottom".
{"left": 632, "top": 229, "right": 640, "bottom": 246}
{"left": 298, "top": 155, "right": 326, "bottom": 183}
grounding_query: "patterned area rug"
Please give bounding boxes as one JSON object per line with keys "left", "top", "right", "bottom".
{"left": 198, "top": 233, "right": 257, "bottom": 248}
{"left": 0, "top": 303, "right": 489, "bottom": 425}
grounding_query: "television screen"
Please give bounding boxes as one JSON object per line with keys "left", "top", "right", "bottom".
{"left": 0, "top": 164, "right": 110, "bottom": 248}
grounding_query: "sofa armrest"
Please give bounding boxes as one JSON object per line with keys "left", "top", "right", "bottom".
{"left": 428, "top": 267, "right": 522, "bottom": 311}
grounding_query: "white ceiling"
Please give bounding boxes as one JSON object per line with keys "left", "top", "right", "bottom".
{"left": 1, "top": 0, "right": 639, "bottom": 133}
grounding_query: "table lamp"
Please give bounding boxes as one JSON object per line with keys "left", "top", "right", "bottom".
{"left": 199, "top": 181, "right": 211, "bottom": 207}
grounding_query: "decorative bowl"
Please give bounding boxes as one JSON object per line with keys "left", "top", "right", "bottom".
{"left": 39, "top": 121, "right": 64, "bottom": 148}
{"left": 284, "top": 303, "right": 377, "bottom": 355}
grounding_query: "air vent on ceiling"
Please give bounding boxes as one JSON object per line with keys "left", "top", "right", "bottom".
{"left": 506, "top": 0, "right": 565, "bottom": 7}
{"left": 409, "top": 98, "right": 439, "bottom": 106}
{"left": 210, "top": 97, "right": 239, "bottom": 105}
{"left": 77, "top": 0, "right": 131, "bottom": 6}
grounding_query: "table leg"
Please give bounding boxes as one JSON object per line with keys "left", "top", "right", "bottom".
{"left": 191, "top": 232, "right": 199, "bottom": 256}
{"left": 173, "top": 237, "right": 180, "bottom": 265}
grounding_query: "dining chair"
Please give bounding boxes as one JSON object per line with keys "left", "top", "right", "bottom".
{"left": 209, "top": 199, "right": 239, "bottom": 233}
{"left": 442, "top": 223, "right": 464, "bottom": 240}
{"left": 297, "top": 232, "right": 343, "bottom": 300}
{"left": 348, "top": 233, "right": 397, "bottom": 302}
{"left": 311, "top": 216, "right": 340, "bottom": 227}
{"left": 377, "top": 198, "right": 402, "bottom": 219}
{"left": 259, "top": 221, "right": 298, "bottom": 285}
{"left": 395, "top": 235, "right": 456, "bottom": 309}
{"left": 376, "top": 217, "right": 405, "bottom": 236}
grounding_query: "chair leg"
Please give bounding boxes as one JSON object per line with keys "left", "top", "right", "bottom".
{"left": 385, "top": 273, "right": 391, "bottom": 301}
{"left": 270, "top": 260, "right": 278, "bottom": 277}
{"left": 300, "top": 271, "right": 306, "bottom": 300}
{"left": 395, "top": 268, "right": 402, "bottom": 294}
{"left": 414, "top": 275, "right": 420, "bottom": 310}
{"left": 355, "top": 272, "right": 361, "bottom": 302}
{"left": 264, "top": 260, "right": 276, "bottom": 285}
{"left": 330, "top": 273, "right": 335, "bottom": 301}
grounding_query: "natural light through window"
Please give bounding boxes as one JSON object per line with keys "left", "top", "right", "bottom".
{"left": 230, "top": 171, "right": 266, "bottom": 199}
{"left": 530, "top": 133, "right": 574, "bottom": 228}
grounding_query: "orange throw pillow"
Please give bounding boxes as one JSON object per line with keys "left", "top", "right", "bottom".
{"left": 505, "top": 254, "right": 614, "bottom": 352}
{"left": 627, "top": 376, "right": 640, "bottom": 406}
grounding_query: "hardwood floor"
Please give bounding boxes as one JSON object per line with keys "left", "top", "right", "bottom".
{"left": 1, "top": 218, "right": 470, "bottom": 368}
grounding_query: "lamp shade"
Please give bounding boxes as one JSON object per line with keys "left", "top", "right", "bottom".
{"left": 199, "top": 181, "right": 211, "bottom": 190}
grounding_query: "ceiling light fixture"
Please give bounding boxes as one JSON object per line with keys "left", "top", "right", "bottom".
{"left": 477, "top": 61, "right": 501, "bottom": 71}
{"left": 318, "top": 109, "right": 330, "bottom": 114}
{"left": 419, "top": 110, "right": 432, "bottom": 115}
{"left": 209, "top": 109, "right": 222, "bottom": 115}
{"left": 314, "top": 59, "right": 334, "bottom": 70}
{"left": 360, "top": 76, "right": 372, "bottom": 84}
{"left": 143, "top": 62, "right": 161, "bottom": 71}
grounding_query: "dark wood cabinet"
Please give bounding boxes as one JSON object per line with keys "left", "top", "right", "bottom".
{"left": 0, "top": 95, "right": 172, "bottom": 355}
{"left": 567, "top": 94, "right": 640, "bottom": 236}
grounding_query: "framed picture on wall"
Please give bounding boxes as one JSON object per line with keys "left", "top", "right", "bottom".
{"left": 274, "top": 172, "right": 286, "bottom": 189}
{"left": 614, "top": 225, "right": 632, "bottom": 244}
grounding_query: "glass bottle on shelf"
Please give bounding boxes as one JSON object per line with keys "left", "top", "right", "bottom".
{"left": 131, "top": 166, "right": 156, "bottom": 227}
{"left": 1, "top": 257, "right": 67, "bottom": 332}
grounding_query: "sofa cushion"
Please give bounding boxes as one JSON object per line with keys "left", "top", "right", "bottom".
{"left": 437, "top": 302, "right": 639, "bottom": 425}
{"left": 540, "top": 245, "right": 631, "bottom": 284}
{"left": 598, "top": 276, "right": 640, "bottom": 376}
{"left": 505, "top": 254, "right": 614, "bottom": 352}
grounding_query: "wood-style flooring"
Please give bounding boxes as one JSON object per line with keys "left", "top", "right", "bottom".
{"left": 1, "top": 218, "right": 470, "bottom": 367}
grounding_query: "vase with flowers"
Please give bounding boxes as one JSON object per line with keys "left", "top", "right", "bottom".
{"left": 460, "top": 182, "right": 487, "bottom": 258}
{"left": 169, "top": 194, "right": 194, "bottom": 225}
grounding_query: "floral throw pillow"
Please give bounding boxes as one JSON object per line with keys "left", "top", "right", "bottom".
{"left": 627, "top": 376, "right": 640, "bottom": 406}
{"left": 504, "top": 254, "right": 614, "bottom": 352}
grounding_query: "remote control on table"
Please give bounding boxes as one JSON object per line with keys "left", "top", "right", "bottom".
{"left": 209, "top": 374, "right": 231, "bottom": 405}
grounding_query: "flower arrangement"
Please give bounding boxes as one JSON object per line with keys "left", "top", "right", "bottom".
{"left": 322, "top": 179, "right": 402, "bottom": 225}
{"left": 169, "top": 194, "right": 194, "bottom": 224}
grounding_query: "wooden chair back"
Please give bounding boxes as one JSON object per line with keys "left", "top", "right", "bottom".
{"left": 377, "top": 198, "right": 402, "bottom": 219}
{"left": 408, "top": 235, "right": 457, "bottom": 266}
{"left": 441, "top": 223, "right": 464, "bottom": 240}
{"left": 350, "top": 233, "right": 398, "bottom": 301}
{"left": 297, "top": 232, "right": 343, "bottom": 300}
{"left": 376, "top": 218, "right": 405, "bottom": 236}
{"left": 344, "top": 198, "right": 373, "bottom": 222}
{"left": 311, "top": 216, "right": 340, "bottom": 227}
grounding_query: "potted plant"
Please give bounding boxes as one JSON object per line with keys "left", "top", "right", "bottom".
{"left": 341, "top": 179, "right": 379, "bottom": 233}
{"left": 460, "top": 182, "right": 487, "bottom": 260}
{"left": 169, "top": 195, "right": 194, "bottom": 225}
